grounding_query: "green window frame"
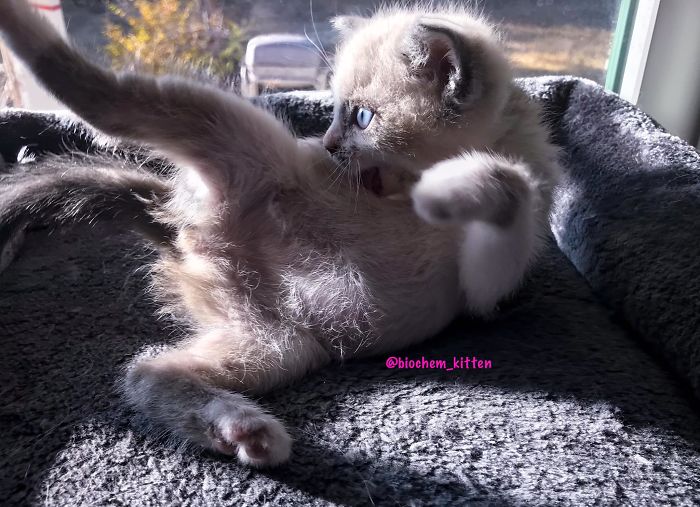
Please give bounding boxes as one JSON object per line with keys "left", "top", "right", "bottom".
{"left": 605, "top": 0, "right": 639, "bottom": 93}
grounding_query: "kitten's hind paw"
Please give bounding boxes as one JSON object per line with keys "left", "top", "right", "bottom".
{"left": 124, "top": 360, "right": 293, "bottom": 468}
{"left": 203, "top": 396, "right": 292, "bottom": 467}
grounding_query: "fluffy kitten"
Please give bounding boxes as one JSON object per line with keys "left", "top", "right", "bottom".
{"left": 0, "top": 1, "right": 559, "bottom": 467}
{"left": 327, "top": 8, "right": 560, "bottom": 314}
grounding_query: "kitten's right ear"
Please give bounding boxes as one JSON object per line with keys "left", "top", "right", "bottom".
{"left": 405, "top": 21, "right": 483, "bottom": 107}
{"left": 331, "top": 15, "right": 368, "bottom": 39}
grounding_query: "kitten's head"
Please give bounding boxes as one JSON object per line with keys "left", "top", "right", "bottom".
{"left": 324, "top": 6, "right": 512, "bottom": 196}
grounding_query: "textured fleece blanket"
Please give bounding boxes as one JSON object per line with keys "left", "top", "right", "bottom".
{"left": 543, "top": 79, "right": 700, "bottom": 398}
{"left": 1, "top": 77, "right": 700, "bottom": 506}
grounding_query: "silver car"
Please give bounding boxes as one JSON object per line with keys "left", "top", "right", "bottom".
{"left": 240, "top": 34, "right": 331, "bottom": 97}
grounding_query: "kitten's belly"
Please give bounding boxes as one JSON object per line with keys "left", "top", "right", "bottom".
{"left": 281, "top": 199, "right": 462, "bottom": 358}
{"left": 358, "top": 253, "right": 462, "bottom": 355}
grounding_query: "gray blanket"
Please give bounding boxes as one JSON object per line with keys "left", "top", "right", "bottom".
{"left": 1, "top": 77, "right": 700, "bottom": 506}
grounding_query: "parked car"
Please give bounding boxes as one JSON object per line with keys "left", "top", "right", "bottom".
{"left": 240, "top": 34, "right": 332, "bottom": 97}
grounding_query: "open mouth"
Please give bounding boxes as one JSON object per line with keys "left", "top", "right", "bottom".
{"left": 360, "top": 166, "right": 384, "bottom": 196}
{"left": 358, "top": 165, "right": 417, "bottom": 200}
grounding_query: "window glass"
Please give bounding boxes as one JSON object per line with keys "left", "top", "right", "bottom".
{"left": 1, "top": 0, "right": 623, "bottom": 105}
{"left": 495, "top": 0, "right": 623, "bottom": 83}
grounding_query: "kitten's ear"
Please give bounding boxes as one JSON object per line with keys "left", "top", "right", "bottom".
{"left": 407, "top": 21, "right": 481, "bottom": 105}
{"left": 331, "top": 15, "right": 368, "bottom": 38}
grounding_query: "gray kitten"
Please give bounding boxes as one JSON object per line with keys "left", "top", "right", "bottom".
{"left": 0, "top": 1, "right": 560, "bottom": 466}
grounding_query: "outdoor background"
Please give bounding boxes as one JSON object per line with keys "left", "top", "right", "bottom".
{"left": 0, "top": 0, "right": 622, "bottom": 106}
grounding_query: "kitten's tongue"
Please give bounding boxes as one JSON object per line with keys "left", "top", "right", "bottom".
{"left": 361, "top": 167, "right": 383, "bottom": 196}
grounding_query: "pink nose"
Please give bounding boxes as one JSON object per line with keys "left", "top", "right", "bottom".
{"left": 323, "top": 128, "right": 341, "bottom": 155}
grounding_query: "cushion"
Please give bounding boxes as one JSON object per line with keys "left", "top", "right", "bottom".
{"left": 1, "top": 76, "right": 699, "bottom": 505}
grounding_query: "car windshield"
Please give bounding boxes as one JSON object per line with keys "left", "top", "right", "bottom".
{"left": 253, "top": 42, "right": 320, "bottom": 68}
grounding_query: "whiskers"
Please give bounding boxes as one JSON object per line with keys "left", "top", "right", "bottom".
{"left": 321, "top": 153, "right": 368, "bottom": 213}
{"left": 324, "top": 154, "right": 352, "bottom": 193}
{"left": 305, "top": 0, "right": 335, "bottom": 75}
{"left": 352, "top": 158, "right": 364, "bottom": 212}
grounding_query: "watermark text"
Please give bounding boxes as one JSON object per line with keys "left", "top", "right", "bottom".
{"left": 385, "top": 356, "right": 492, "bottom": 371}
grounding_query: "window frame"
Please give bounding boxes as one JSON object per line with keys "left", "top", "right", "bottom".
{"left": 608, "top": 0, "right": 700, "bottom": 147}
{"left": 605, "top": 0, "right": 661, "bottom": 105}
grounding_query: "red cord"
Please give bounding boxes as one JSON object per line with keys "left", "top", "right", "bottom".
{"left": 29, "top": 3, "right": 62, "bottom": 11}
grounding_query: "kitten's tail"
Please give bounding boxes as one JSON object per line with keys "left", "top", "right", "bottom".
{"left": 0, "top": 156, "right": 174, "bottom": 267}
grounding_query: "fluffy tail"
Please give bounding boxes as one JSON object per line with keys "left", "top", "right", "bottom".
{"left": 0, "top": 155, "right": 174, "bottom": 269}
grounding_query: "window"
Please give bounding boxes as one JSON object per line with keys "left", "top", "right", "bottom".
{"left": 488, "top": 0, "right": 623, "bottom": 84}
{"left": 1, "top": 0, "right": 624, "bottom": 106}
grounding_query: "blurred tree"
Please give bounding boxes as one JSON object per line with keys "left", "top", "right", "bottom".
{"left": 105, "top": 0, "right": 245, "bottom": 79}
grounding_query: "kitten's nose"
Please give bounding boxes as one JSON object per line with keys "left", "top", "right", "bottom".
{"left": 323, "top": 129, "right": 340, "bottom": 155}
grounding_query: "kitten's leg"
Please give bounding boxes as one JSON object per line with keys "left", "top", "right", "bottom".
{"left": 411, "top": 152, "right": 549, "bottom": 315}
{"left": 125, "top": 328, "right": 330, "bottom": 467}
{"left": 0, "top": 0, "right": 300, "bottom": 197}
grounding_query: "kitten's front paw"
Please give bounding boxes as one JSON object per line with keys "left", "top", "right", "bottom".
{"left": 412, "top": 154, "right": 528, "bottom": 227}
{"left": 411, "top": 161, "right": 483, "bottom": 225}
{"left": 203, "top": 396, "right": 292, "bottom": 467}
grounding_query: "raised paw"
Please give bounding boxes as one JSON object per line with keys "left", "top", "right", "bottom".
{"left": 411, "top": 164, "right": 483, "bottom": 225}
{"left": 203, "top": 396, "right": 292, "bottom": 467}
{"left": 410, "top": 156, "right": 493, "bottom": 225}
{"left": 411, "top": 154, "right": 530, "bottom": 227}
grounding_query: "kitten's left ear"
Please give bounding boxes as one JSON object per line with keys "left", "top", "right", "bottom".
{"left": 406, "top": 21, "right": 482, "bottom": 105}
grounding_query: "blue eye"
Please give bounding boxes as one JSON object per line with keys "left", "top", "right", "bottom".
{"left": 355, "top": 107, "right": 374, "bottom": 129}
